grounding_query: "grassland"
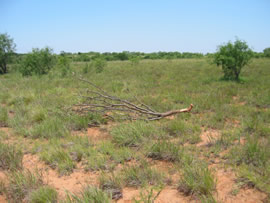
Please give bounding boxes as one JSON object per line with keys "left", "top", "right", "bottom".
{"left": 0, "top": 58, "right": 269, "bottom": 202}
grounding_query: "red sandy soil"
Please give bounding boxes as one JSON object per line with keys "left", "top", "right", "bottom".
{"left": 22, "top": 153, "right": 100, "bottom": 199}
{"left": 0, "top": 126, "right": 268, "bottom": 203}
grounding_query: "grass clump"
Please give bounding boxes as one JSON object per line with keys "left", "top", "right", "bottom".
{"left": 64, "top": 186, "right": 111, "bottom": 203}
{"left": 111, "top": 121, "right": 160, "bottom": 147}
{"left": 0, "top": 142, "right": 23, "bottom": 170}
{"left": 5, "top": 170, "right": 44, "bottom": 202}
{"left": 164, "top": 119, "right": 201, "bottom": 144}
{"left": 28, "top": 186, "right": 58, "bottom": 203}
{"left": 30, "top": 117, "right": 69, "bottom": 139}
{"left": 40, "top": 148, "right": 75, "bottom": 175}
{"left": 147, "top": 141, "right": 183, "bottom": 162}
{"left": 122, "top": 161, "right": 164, "bottom": 187}
{"left": 0, "top": 107, "right": 8, "bottom": 127}
{"left": 178, "top": 158, "right": 215, "bottom": 198}
{"left": 99, "top": 173, "right": 122, "bottom": 200}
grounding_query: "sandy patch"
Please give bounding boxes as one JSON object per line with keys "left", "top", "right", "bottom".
{"left": 197, "top": 129, "right": 220, "bottom": 147}
{"left": 22, "top": 153, "right": 99, "bottom": 199}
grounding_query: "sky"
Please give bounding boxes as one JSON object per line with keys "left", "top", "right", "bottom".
{"left": 1, "top": 0, "right": 270, "bottom": 54}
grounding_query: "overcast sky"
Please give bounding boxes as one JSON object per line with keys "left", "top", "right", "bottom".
{"left": 1, "top": 0, "right": 270, "bottom": 53}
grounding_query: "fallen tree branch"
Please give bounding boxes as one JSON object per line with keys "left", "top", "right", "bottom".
{"left": 74, "top": 77, "right": 193, "bottom": 121}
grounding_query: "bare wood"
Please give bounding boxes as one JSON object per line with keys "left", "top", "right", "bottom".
{"left": 74, "top": 76, "right": 193, "bottom": 121}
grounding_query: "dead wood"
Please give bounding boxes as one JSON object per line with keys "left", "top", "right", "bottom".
{"left": 74, "top": 77, "right": 193, "bottom": 121}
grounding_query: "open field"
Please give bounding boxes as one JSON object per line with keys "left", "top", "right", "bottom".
{"left": 0, "top": 58, "right": 269, "bottom": 202}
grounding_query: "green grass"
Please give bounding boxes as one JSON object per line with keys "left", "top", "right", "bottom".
{"left": 0, "top": 142, "right": 23, "bottom": 170}
{"left": 0, "top": 107, "right": 8, "bottom": 127}
{"left": 63, "top": 186, "right": 111, "bottom": 203}
{"left": 5, "top": 170, "right": 44, "bottom": 202}
{"left": 146, "top": 141, "right": 183, "bottom": 162}
{"left": 111, "top": 121, "right": 162, "bottom": 147}
{"left": 1, "top": 58, "right": 270, "bottom": 200}
{"left": 29, "top": 186, "right": 58, "bottom": 203}
{"left": 122, "top": 161, "right": 165, "bottom": 187}
{"left": 178, "top": 157, "right": 215, "bottom": 198}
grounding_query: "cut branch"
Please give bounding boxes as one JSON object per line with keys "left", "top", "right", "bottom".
{"left": 74, "top": 77, "right": 193, "bottom": 121}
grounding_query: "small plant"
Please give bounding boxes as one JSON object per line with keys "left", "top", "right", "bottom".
{"left": 99, "top": 173, "right": 122, "bottom": 200}
{"left": 64, "top": 186, "right": 111, "bottom": 203}
{"left": 40, "top": 148, "right": 75, "bottom": 175}
{"left": 0, "top": 107, "right": 8, "bottom": 127}
{"left": 111, "top": 121, "right": 159, "bottom": 147}
{"left": 57, "top": 54, "right": 71, "bottom": 77}
{"left": 133, "top": 186, "right": 163, "bottom": 203}
{"left": 0, "top": 142, "right": 23, "bottom": 170}
{"left": 122, "top": 162, "right": 164, "bottom": 187}
{"left": 29, "top": 186, "right": 58, "bottom": 203}
{"left": 6, "top": 170, "right": 44, "bottom": 202}
{"left": 20, "top": 47, "right": 56, "bottom": 76}
{"left": 94, "top": 58, "right": 107, "bottom": 73}
{"left": 147, "top": 141, "right": 183, "bottom": 162}
{"left": 178, "top": 159, "right": 215, "bottom": 198}
{"left": 213, "top": 39, "right": 253, "bottom": 80}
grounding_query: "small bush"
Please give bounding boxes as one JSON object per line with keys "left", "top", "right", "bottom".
{"left": 20, "top": 47, "right": 56, "bottom": 76}
{"left": 94, "top": 58, "right": 107, "bottom": 73}
{"left": 64, "top": 186, "right": 111, "bottom": 203}
{"left": 29, "top": 186, "right": 58, "bottom": 203}
{"left": 213, "top": 39, "right": 253, "bottom": 80}
{"left": 57, "top": 54, "right": 71, "bottom": 77}
{"left": 0, "top": 142, "right": 23, "bottom": 170}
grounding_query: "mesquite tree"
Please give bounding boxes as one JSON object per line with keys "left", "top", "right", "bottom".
{"left": 214, "top": 39, "right": 253, "bottom": 80}
{"left": 0, "top": 33, "right": 16, "bottom": 74}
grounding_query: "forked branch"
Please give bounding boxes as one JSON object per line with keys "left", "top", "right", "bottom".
{"left": 74, "top": 77, "right": 193, "bottom": 121}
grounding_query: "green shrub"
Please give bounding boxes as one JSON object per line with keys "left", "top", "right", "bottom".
{"left": 213, "top": 39, "right": 253, "bottom": 80}
{"left": 94, "top": 58, "right": 107, "bottom": 73}
{"left": 57, "top": 54, "right": 71, "bottom": 76}
{"left": 0, "top": 142, "right": 23, "bottom": 170}
{"left": 29, "top": 186, "right": 58, "bottom": 203}
{"left": 20, "top": 47, "right": 55, "bottom": 76}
